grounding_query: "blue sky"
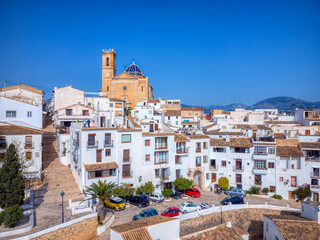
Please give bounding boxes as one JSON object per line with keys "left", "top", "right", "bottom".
{"left": 0, "top": 0, "right": 319, "bottom": 105}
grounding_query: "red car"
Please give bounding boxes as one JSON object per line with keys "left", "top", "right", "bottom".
{"left": 185, "top": 188, "right": 201, "bottom": 197}
{"left": 161, "top": 207, "right": 180, "bottom": 217}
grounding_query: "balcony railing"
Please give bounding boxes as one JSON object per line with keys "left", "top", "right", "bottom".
{"left": 87, "top": 140, "right": 98, "bottom": 148}
{"left": 310, "top": 185, "right": 320, "bottom": 189}
{"left": 291, "top": 182, "right": 297, "bottom": 187}
{"left": 123, "top": 156, "right": 132, "bottom": 163}
{"left": 25, "top": 142, "right": 34, "bottom": 149}
{"left": 233, "top": 166, "right": 244, "bottom": 172}
{"left": 196, "top": 162, "right": 201, "bottom": 167}
{"left": 210, "top": 165, "right": 219, "bottom": 171}
{"left": 122, "top": 171, "right": 133, "bottom": 178}
{"left": 104, "top": 139, "right": 113, "bottom": 147}
{"left": 176, "top": 147, "right": 188, "bottom": 154}
{"left": 306, "top": 157, "right": 320, "bottom": 162}
{"left": 196, "top": 148, "right": 201, "bottom": 153}
{"left": 154, "top": 158, "right": 169, "bottom": 165}
{"left": 311, "top": 172, "right": 320, "bottom": 178}
{"left": 175, "top": 157, "right": 182, "bottom": 164}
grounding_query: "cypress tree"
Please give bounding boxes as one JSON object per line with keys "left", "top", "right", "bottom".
{"left": 0, "top": 144, "right": 25, "bottom": 209}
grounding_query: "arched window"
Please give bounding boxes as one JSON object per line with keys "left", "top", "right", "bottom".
{"left": 107, "top": 86, "right": 109, "bottom": 92}
{"left": 141, "top": 86, "right": 143, "bottom": 91}
{"left": 106, "top": 58, "right": 109, "bottom": 66}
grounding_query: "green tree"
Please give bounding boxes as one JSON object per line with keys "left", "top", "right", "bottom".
{"left": 294, "top": 184, "right": 311, "bottom": 201}
{"left": 162, "top": 189, "right": 172, "bottom": 198}
{"left": 142, "top": 181, "right": 155, "bottom": 195}
{"left": 113, "top": 183, "right": 135, "bottom": 201}
{"left": 173, "top": 178, "right": 194, "bottom": 193}
{"left": 0, "top": 205, "right": 23, "bottom": 228}
{"left": 82, "top": 180, "right": 115, "bottom": 221}
{"left": 0, "top": 144, "right": 25, "bottom": 209}
{"left": 218, "top": 177, "right": 229, "bottom": 191}
{"left": 136, "top": 185, "right": 143, "bottom": 195}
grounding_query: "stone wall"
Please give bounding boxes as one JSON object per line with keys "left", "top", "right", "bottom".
{"left": 33, "top": 215, "right": 98, "bottom": 240}
{"left": 180, "top": 209, "right": 299, "bottom": 239}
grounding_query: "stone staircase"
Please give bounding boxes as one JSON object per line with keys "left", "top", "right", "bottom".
{"left": 33, "top": 116, "right": 83, "bottom": 206}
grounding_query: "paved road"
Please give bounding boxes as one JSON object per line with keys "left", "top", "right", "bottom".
{"left": 97, "top": 191, "right": 300, "bottom": 239}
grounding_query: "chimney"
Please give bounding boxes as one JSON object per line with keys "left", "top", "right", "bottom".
{"left": 226, "top": 221, "right": 232, "bottom": 228}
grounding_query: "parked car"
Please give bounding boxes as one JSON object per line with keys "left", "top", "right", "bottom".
{"left": 185, "top": 188, "right": 201, "bottom": 198}
{"left": 199, "top": 202, "right": 209, "bottom": 209}
{"left": 127, "top": 195, "right": 149, "bottom": 208}
{"left": 172, "top": 191, "right": 183, "bottom": 200}
{"left": 133, "top": 208, "right": 158, "bottom": 221}
{"left": 221, "top": 196, "right": 244, "bottom": 205}
{"left": 179, "top": 201, "right": 201, "bottom": 214}
{"left": 161, "top": 207, "right": 180, "bottom": 217}
{"left": 149, "top": 194, "right": 164, "bottom": 203}
{"left": 224, "top": 188, "right": 246, "bottom": 198}
{"left": 104, "top": 197, "right": 126, "bottom": 211}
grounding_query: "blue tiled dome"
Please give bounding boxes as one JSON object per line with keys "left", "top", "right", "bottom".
{"left": 125, "top": 62, "right": 143, "bottom": 76}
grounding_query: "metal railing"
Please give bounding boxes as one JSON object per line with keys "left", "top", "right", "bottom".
{"left": 104, "top": 139, "right": 113, "bottom": 147}
{"left": 210, "top": 165, "right": 219, "bottom": 170}
{"left": 175, "top": 157, "right": 182, "bottom": 164}
{"left": 176, "top": 147, "right": 188, "bottom": 154}
{"left": 123, "top": 156, "right": 132, "bottom": 163}
{"left": 87, "top": 140, "right": 98, "bottom": 148}
{"left": 122, "top": 171, "right": 133, "bottom": 178}
{"left": 25, "top": 142, "right": 34, "bottom": 149}
{"left": 310, "top": 172, "right": 320, "bottom": 178}
{"left": 233, "top": 166, "right": 244, "bottom": 172}
{"left": 305, "top": 157, "right": 320, "bottom": 162}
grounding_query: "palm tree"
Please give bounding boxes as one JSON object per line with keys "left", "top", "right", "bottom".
{"left": 81, "top": 180, "right": 116, "bottom": 221}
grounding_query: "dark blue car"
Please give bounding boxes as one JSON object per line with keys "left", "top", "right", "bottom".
{"left": 221, "top": 196, "right": 244, "bottom": 205}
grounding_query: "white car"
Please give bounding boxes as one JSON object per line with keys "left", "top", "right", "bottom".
{"left": 149, "top": 194, "right": 164, "bottom": 203}
{"left": 179, "top": 201, "right": 201, "bottom": 214}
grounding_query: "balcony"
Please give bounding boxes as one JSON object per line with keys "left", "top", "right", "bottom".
{"left": 87, "top": 140, "right": 98, "bottom": 148}
{"left": 104, "top": 139, "right": 113, "bottom": 148}
{"left": 311, "top": 172, "right": 320, "bottom": 178}
{"left": 210, "top": 165, "right": 219, "bottom": 171}
{"left": 196, "top": 148, "right": 201, "bottom": 153}
{"left": 291, "top": 182, "right": 297, "bottom": 187}
{"left": 123, "top": 157, "right": 132, "bottom": 163}
{"left": 175, "top": 157, "right": 182, "bottom": 165}
{"left": 196, "top": 162, "right": 201, "bottom": 167}
{"left": 176, "top": 147, "right": 188, "bottom": 155}
{"left": 154, "top": 159, "right": 169, "bottom": 165}
{"left": 25, "top": 142, "right": 34, "bottom": 149}
{"left": 305, "top": 157, "right": 320, "bottom": 162}
{"left": 311, "top": 185, "right": 320, "bottom": 190}
{"left": 122, "top": 171, "right": 133, "bottom": 178}
{"left": 252, "top": 168, "right": 268, "bottom": 175}
{"left": 233, "top": 166, "right": 244, "bottom": 172}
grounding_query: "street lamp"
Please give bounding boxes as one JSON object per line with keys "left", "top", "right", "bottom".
{"left": 60, "top": 190, "right": 65, "bottom": 223}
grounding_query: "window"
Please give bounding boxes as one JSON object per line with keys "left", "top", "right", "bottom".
{"left": 115, "top": 103, "right": 122, "bottom": 108}
{"left": 141, "top": 86, "right": 143, "bottom": 91}
{"left": 291, "top": 176, "right": 297, "bottom": 187}
{"left": 109, "top": 103, "right": 113, "bottom": 108}
{"left": 27, "top": 111, "right": 32, "bottom": 118}
{"left": 88, "top": 134, "right": 95, "bottom": 146}
{"left": 213, "top": 147, "right": 226, "bottom": 152}
{"left": 155, "top": 169, "right": 160, "bottom": 177}
{"left": 206, "top": 173, "right": 210, "bottom": 180}
{"left": 176, "top": 121, "right": 178, "bottom": 125}
{"left": 123, "top": 149, "right": 130, "bottom": 162}
{"left": 254, "top": 146, "right": 267, "bottom": 155}
{"left": 269, "top": 186, "right": 275, "bottom": 192}
{"left": 105, "top": 149, "right": 111, "bottom": 157}
{"left": 254, "top": 160, "right": 266, "bottom": 169}
{"left": 222, "top": 161, "right": 227, "bottom": 167}
{"left": 279, "top": 177, "right": 283, "bottom": 182}
{"left": 145, "top": 140, "right": 150, "bottom": 146}
{"left": 236, "top": 174, "right": 242, "bottom": 183}
{"left": 203, "top": 156, "right": 208, "bottom": 163}
{"left": 83, "top": 110, "right": 89, "bottom": 116}
{"left": 268, "top": 162, "right": 275, "bottom": 168}
{"left": 176, "top": 169, "right": 181, "bottom": 179}
{"left": 66, "top": 109, "right": 72, "bottom": 116}
{"left": 105, "top": 133, "right": 111, "bottom": 145}
{"left": 203, "top": 142, "right": 208, "bottom": 149}
{"left": 155, "top": 137, "right": 167, "bottom": 149}
{"left": 0, "top": 137, "right": 6, "bottom": 149}
{"left": 145, "top": 154, "right": 150, "bottom": 161}
{"left": 268, "top": 148, "right": 275, "bottom": 155}
{"left": 96, "top": 150, "right": 102, "bottom": 163}
{"left": 107, "top": 86, "right": 109, "bottom": 92}
{"left": 121, "top": 134, "right": 131, "bottom": 143}
{"left": 26, "top": 152, "right": 32, "bottom": 160}
{"left": 6, "top": 111, "right": 16, "bottom": 118}
{"left": 25, "top": 136, "right": 32, "bottom": 148}
{"left": 154, "top": 152, "right": 168, "bottom": 164}
{"left": 196, "top": 157, "right": 201, "bottom": 167}
{"left": 196, "top": 142, "right": 201, "bottom": 152}
{"left": 175, "top": 156, "right": 182, "bottom": 164}
{"left": 106, "top": 57, "right": 109, "bottom": 66}
{"left": 88, "top": 169, "right": 116, "bottom": 179}
{"left": 233, "top": 147, "right": 249, "bottom": 153}
{"left": 255, "top": 175, "right": 262, "bottom": 185}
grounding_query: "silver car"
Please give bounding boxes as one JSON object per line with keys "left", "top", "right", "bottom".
{"left": 149, "top": 194, "right": 164, "bottom": 203}
{"left": 179, "top": 201, "right": 201, "bottom": 214}
{"left": 224, "top": 188, "right": 246, "bottom": 198}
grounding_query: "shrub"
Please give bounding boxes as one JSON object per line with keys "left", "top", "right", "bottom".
{"left": 136, "top": 185, "right": 143, "bottom": 195}
{"left": 249, "top": 186, "right": 260, "bottom": 195}
{"left": 218, "top": 177, "right": 229, "bottom": 191}
{"left": 293, "top": 185, "right": 311, "bottom": 201}
{"left": 229, "top": 186, "right": 235, "bottom": 190}
{"left": 173, "top": 178, "right": 194, "bottom": 193}
{"left": 0, "top": 205, "right": 23, "bottom": 228}
{"left": 142, "top": 181, "right": 155, "bottom": 195}
{"left": 272, "top": 194, "right": 283, "bottom": 200}
{"left": 262, "top": 188, "right": 269, "bottom": 194}
{"left": 162, "top": 189, "right": 173, "bottom": 197}
{"left": 245, "top": 190, "right": 253, "bottom": 195}
{"left": 113, "top": 183, "right": 135, "bottom": 201}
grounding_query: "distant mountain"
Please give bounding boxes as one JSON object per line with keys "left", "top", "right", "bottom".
{"left": 182, "top": 97, "right": 320, "bottom": 113}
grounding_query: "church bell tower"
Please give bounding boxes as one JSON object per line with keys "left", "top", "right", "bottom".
{"left": 102, "top": 49, "right": 116, "bottom": 95}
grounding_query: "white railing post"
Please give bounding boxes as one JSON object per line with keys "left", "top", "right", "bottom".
{"left": 246, "top": 202, "right": 249, "bottom": 208}
{"left": 69, "top": 199, "right": 72, "bottom": 209}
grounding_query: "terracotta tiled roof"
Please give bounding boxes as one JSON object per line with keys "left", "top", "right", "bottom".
{"left": 182, "top": 224, "right": 246, "bottom": 240}
{"left": 174, "top": 133, "right": 190, "bottom": 142}
{"left": 274, "top": 133, "right": 285, "bottom": 139}
{"left": 127, "top": 116, "right": 141, "bottom": 128}
{"left": 122, "top": 228, "right": 152, "bottom": 240}
{"left": 203, "top": 124, "right": 216, "bottom": 130}
{"left": 229, "top": 137, "right": 252, "bottom": 148}
{"left": 161, "top": 104, "right": 181, "bottom": 110}
{"left": 188, "top": 134, "right": 210, "bottom": 139}
{"left": 55, "top": 103, "right": 94, "bottom": 112}
{"left": 234, "top": 124, "right": 252, "bottom": 130}
{"left": 182, "top": 121, "right": 198, "bottom": 124}
{"left": 82, "top": 127, "right": 116, "bottom": 131}
{"left": 210, "top": 138, "right": 229, "bottom": 147}
{"left": 142, "top": 132, "right": 174, "bottom": 136}
{"left": 264, "top": 215, "right": 320, "bottom": 240}
{"left": 109, "top": 98, "right": 125, "bottom": 102}
{"left": 298, "top": 142, "right": 320, "bottom": 149}
{"left": 84, "top": 162, "right": 118, "bottom": 171}
{"left": 276, "top": 139, "right": 298, "bottom": 146}
{"left": 111, "top": 215, "right": 176, "bottom": 234}
{"left": 0, "top": 84, "right": 44, "bottom": 95}
{"left": 253, "top": 141, "right": 276, "bottom": 146}
{"left": 207, "top": 130, "right": 243, "bottom": 136}
{"left": 265, "top": 120, "right": 301, "bottom": 125}
{"left": 181, "top": 108, "right": 203, "bottom": 111}
{"left": 117, "top": 128, "right": 142, "bottom": 132}
{"left": 148, "top": 99, "right": 160, "bottom": 103}
{"left": 234, "top": 124, "right": 271, "bottom": 130}
{"left": 0, "top": 123, "right": 43, "bottom": 135}
{"left": 164, "top": 110, "right": 181, "bottom": 116}
{"left": 276, "top": 146, "right": 304, "bottom": 158}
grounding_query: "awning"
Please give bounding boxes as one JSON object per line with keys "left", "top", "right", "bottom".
{"left": 84, "top": 162, "right": 119, "bottom": 171}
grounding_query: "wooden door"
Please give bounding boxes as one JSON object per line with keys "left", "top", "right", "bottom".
{"left": 96, "top": 150, "right": 102, "bottom": 163}
{"left": 123, "top": 149, "right": 130, "bottom": 162}
{"left": 150, "top": 124, "right": 154, "bottom": 131}
{"left": 155, "top": 124, "right": 159, "bottom": 130}
{"left": 313, "top": 192, "right": 319, "bottom": 202}
{"left": 288, "top": 191, "right": 295, "bottom": 200}
{"left": 211, "top": 173, "right": 216, "bottom": 183}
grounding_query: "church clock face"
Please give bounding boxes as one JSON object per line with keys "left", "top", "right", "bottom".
{"left": 122, "top": 86, "right": 128, "bottom": 91}
{"left": 105, "top": 72, "right": 110, "bottom": 77}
